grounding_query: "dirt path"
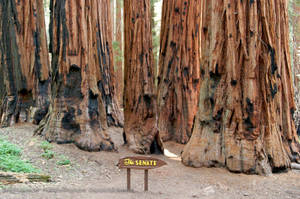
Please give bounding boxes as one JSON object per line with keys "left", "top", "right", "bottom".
{"left": 0, "top": 124, "right": 299, "bottom": 199}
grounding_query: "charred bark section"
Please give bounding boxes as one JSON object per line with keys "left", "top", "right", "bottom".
{"left": 182, "top": 0, "right": 300, "bottom": 175}
{"left": 36, "top": 0, "right": 122, "bottom": 152}
{"left": 0, "top": 0, "right": 50, "bottom": 127}
{"left": 124, "top": 0, "right": 163, "bottom": 154}
{"left": 157, "top": 0, "right": 201, "bottom": 144}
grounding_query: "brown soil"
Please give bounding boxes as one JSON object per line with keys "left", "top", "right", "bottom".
{"left": 0, "top": 124, "right": 299, "bottom": 199}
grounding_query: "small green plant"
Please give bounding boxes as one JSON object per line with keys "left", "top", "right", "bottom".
{"left": 40, "top": 141, "right": 53, "bottom": 151}
{"left": 0, "top": 138, "right": 21, "bottom": 156}
{"left": 41, "top": 150, "right": 55, "bottom": 160}
{"left": 40, "top": 141, "right": 55, "bottom": 160}
{"left": 57, "top": 155, "right": 71, "bottom": 166}
{"left": 0, "top": 137, "right": 39, "bottom": 173}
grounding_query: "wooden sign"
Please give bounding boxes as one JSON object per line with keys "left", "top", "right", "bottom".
{"left": 118, "top": 156, "right": 167, "bottom": 191}
{"left": 118, "top": 156, "right": 167, "bottom": 170}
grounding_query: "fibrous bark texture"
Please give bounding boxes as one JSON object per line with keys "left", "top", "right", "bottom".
{"left": 157, "top": 0, "right": 201, "bottom": 144}
{"left": 36, "top": 0, "right": 122, "bottom": 152}
{"left": 0, "top": 0, "right": 50, "bottom": 127}
{"left": 124, "top": 0, "right": 162, "bottom": 154}
{"left": 182, "top": 0, "right": 300, "bottom": 175}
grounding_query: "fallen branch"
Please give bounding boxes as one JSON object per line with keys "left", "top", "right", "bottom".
{"left": 0, "top": 172, "right": 51, "bottom": 185}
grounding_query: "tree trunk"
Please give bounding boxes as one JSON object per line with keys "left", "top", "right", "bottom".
{"left": 115, "top": 0, "right": 123, "bottom": 106}
{"left": 36, "top": 0, "right": 123, "bottom": 152}
{"left": 0, "top": 0, "right": 51, "bottom": 127}
{"left": 182, "top": 0, "right": 300, "bottom": 175}
{"left": 157, "top": 0, "right": 201, "bottom": 144}
{"left": 124, "top": 0, "right": 163, "bottom": 154}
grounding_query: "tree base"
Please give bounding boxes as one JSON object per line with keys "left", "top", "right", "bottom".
{"left": 181, "top": 123, "right": 297, "bottom": 175}
{"left": 124, "top": 125, "right": 164, "bottom": 154}
{"left": 0, "top": 92, "right": 48, "bottom": 127}
{"left": 35, "top": 108, "right": 116, "bottom": 152}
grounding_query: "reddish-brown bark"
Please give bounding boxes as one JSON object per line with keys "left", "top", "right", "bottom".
{"left": 124, "top": 0, "right": 163, "bottom": 154}
{"left": 157, "top": 0, "right": 201, "bottom": 144}
{"left": 36, "top": 0, "right": 123, "bottom": 152}
{"left": 0, "top": 0, "right": 50, "bottom": 127}
{"left": 182, "top": 0, "right": 300, "bottom": 175}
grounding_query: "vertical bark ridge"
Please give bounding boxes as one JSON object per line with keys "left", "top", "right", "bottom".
{"left": 182, "top": 0, "right": 300, "bottom": 175}
{"left": 157, "top": 0, "right": 201, "bottom": 144}
{"left": 124, "top": 0, "right": 163, "bottom": 154}
{"left": 36, "top": 0, "right": 123, "bottom": 152}
{"left": 0, "top": 0, "right": 50, "bottom": 127}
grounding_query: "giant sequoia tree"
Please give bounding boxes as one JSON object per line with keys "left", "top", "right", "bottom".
{"left": 157, "top": 0, "right": 201, "bottom": 144}
{"left": 182, "top": 0, "right": 300, "bottom": 174}
{"left": 36, "top": 0, "right": 122, "bottom": 151}
{"left": 0, "top": 0, "right": 50, "bottom": 127}
{"left": 124, "top": 0, "right": 162, "bottom": 154}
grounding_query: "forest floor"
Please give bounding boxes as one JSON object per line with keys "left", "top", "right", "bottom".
{"left": 0, "top": 124, "right": 299, "bottom": 199}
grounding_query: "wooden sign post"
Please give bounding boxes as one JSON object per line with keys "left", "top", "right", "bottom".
{"left": 118, "top": 156, "right": 167, "bottom": 191}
